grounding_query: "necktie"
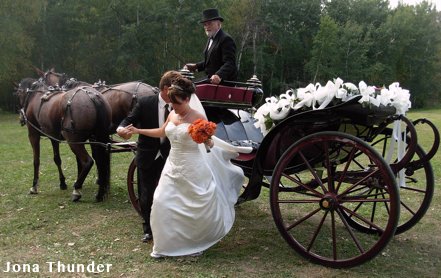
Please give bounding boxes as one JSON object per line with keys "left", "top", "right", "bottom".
{"left": 164, "top": 104, "right": 170, "bottom": 122}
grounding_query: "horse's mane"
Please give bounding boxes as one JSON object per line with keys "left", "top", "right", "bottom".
{"left": 19, "top": 78, "right": 38, "bottom": 90}
{"left": 62, "top": 78, "right": 92, "bottom": 90}
{"left": 25, "top": 79, "right": 46, "bottom": 91}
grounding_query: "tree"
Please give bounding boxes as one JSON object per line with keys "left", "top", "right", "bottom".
{"left": 0, "top": 0, "right": 45, "bottom": 111}
{"left": 380, "top": 3, "right": 440, "bottom": 107}
{"left": 305, "top": 15, "right": 341, "bottom": 83}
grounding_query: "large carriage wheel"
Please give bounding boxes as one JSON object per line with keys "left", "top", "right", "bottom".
{"left": 270, "top": 131, "right": 399, "bottom": 268}
{"left": 362, "top": 129, "right": 434, "bottom": 234}
{"left": 127, "top": 157, "right": 141, "bottom": 216}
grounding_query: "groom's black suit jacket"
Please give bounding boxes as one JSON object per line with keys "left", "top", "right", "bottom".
{"left": 119, "top": 94, "right": 168, "bottom": 169}
{"left": 119, "top": 93, "right": 170, "bottom": 234}
{"left": 196, "top": 28, "right": 238, "bottom": 82}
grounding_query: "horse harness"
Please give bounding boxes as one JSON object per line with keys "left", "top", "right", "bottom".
{"left": 61, "top": 86, "right": 103, "bottom": 135}
{"left": 100, "top": 81, "right": 159, "bottom": 111}
{"left": 26, "top": 85, "right": 102, "bottom": 135}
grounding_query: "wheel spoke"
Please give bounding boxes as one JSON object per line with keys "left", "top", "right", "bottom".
{"left": 335, "top": 147, "right": 357, "bottom": 193}
{"left": 278, "top": 199, "right": 321, "bottom": 204}
{"left": 322, "top": 141, "right": 335, "bottom": 192}
{"left": 342, "top": 184, "right": 372, "bottom": 196}
{"left": 378, "top": 189, "right": 390, "bottom": 215}
{"left": 339, "top": 205, "right": 384, "bottom": 232}
{"left": 369, "top": 189, "right": 379, "bottom": 227}
{"left": 331, "top": 210, "right": 337, "bottom": 260}
{"left": 282, "top": 165, "right": 323, "bottom": 197}
{"left": 400, "top": 184, "right": 426, "bottom": 194}
{"left": 342, "top": 198, "right": 391, "bottom": 203}
{"left": 339, "top": 168, "right": 381, "bottom": 196}
{"left": 345, "top": 187, "right": 375, "bottom": 220}
{"left": 400, "top": 200, "right": 416, "bottom": 216}
{"left": 285, "top": 207, "right": 322, "bottom": 231}
{"left": 307, "top": 210, "right": 328, "bottom": 252}
{"left": 299, "top": 150, "right": 328, "bottom": 194}
{"left": 336, "top": 209, "right": 365, "bottom": 254}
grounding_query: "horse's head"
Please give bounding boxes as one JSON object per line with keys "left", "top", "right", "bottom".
{"left": 44, "top": 70, "right": 68, "bottom": 87}
{"left": 14, "top": 78, "right": 37, "bottom": 109}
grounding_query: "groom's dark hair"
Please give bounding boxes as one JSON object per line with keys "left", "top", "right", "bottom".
{"left": 159, "top": 70, "right": 182, "bottom": 90}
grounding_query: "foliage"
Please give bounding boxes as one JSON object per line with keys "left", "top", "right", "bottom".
{"left": 1, "top": 0, "right": 441, "bottom": 111}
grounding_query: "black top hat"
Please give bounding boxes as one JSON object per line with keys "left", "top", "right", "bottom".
{"left": 200, "top": 8, "right": 224, "bottom": 23}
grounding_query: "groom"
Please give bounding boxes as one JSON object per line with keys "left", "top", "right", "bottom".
{"left": 117, "top": 71, "right": 182, "bottom": 242}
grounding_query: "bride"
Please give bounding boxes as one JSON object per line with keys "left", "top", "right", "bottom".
{"left": 126, "top": 76, "right": 251, "bottom": 258}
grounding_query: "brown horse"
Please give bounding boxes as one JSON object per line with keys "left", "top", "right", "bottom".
{"left": 15, "top": 78, "right": 112, "bottom": 202}
{"left": 38, "top": 69, "right": 158, "bottom": 133}
{"left": 96, "top": 81, "right": 157, "bottom": 132}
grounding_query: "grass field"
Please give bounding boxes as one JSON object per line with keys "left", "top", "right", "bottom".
{"left": 0, "top": 110, "right": 440, "bottom": 277}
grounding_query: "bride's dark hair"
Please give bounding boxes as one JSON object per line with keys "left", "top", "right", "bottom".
{"left": 168, "top": 76, "right": 196, "bottom": 104}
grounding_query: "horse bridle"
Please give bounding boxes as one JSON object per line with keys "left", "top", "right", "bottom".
{"left": 44, "top": 71, "right": 68, "bottom": 87}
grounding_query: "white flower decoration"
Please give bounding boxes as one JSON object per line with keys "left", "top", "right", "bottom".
{"left": 253, "top": 78, "right": 411, "bottom": 135}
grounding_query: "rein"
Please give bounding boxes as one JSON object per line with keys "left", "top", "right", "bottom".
{"left": 19, "top": 109, "right": 109, "bottom": 148}
{"left": 100, "top": 82, "right": 159, "bottom": 110}
{"left": 19, "top": 86, "right": 111, "bottom": 149}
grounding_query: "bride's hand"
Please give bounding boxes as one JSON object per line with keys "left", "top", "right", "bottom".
{"left": 205, "top": 138, "right": 214, "bottom": 148}
{"left": 126, "top": 124, "right": 138, "bottom": 135}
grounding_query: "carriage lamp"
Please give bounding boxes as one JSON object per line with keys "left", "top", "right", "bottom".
{"left": 246, "top": 74, "right": 262, "bottom": 88}
{"left": 246, "top": 75, "right": 264, "bottom": 108}
{"left": 179, "top": 66, "right": 195, "bottom": 80}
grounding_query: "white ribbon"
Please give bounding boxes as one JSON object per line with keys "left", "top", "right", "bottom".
{"left": 253, "top": 78, "right": 411, "bottom": 137}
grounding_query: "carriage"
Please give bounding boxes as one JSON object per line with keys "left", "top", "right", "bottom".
{"left": 120, "top": 72, "right": 439, "bottom": 268}
{"left": 16, "top": 69, "right": 439, "bottom": 268}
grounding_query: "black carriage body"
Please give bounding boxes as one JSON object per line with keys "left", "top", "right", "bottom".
{"left": 204, "top": 94, "right": 403, "bottom": 201}
{"left": 124, "top": 77, "right": 439, "bottom": 268}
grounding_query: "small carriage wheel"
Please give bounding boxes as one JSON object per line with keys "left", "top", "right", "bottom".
{"left": 352, "top": 137, "right": 434, "bottom": 235}
{"left": 127, "top": 157, "right": 141, "bottom": 216}
{"left": 270, "top": 131, "right": 399, "bottom": 268}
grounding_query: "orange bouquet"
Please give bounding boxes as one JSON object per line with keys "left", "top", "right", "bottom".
{"left": 188, "top": 119, "right": 217, "bottom": 152}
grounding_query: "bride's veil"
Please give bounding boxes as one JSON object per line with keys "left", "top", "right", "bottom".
{"left": 189, "top": 93, "right": 207, "bottom": 118}
{"left": 189, "top": 93, "right": 252, "bottom": 154}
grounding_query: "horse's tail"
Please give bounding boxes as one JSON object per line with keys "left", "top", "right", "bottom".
{"left": 90, "top": 93, "right": 112, "bottom": 200}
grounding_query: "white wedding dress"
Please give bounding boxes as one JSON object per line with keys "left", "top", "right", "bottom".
{"left": 150, "top": 122, "right": 246, "bottom": 257}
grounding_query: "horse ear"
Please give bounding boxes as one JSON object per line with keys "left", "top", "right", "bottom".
{"left": 50, "top": 66, "right": 55, "bottom": 72}
{"left": 12, "top": 81, "right": 18, "bottom": 90}
{"left": 31, "top": 65, "right": 45, "bottom": 77}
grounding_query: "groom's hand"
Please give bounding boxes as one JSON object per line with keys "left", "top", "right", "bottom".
{"left": 117, "top": 126, "right": 132, "bottom": 140}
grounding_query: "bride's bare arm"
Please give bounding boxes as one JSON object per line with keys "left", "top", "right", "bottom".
{"left": 126, "top": 121, "right": 167, "bottom": 138}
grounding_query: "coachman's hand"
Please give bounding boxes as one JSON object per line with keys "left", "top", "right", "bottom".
{"left": 210, "top": 74, "right": 221, "bottom": 85}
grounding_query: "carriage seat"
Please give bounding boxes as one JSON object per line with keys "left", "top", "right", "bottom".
{"left": 227, "top": 139, "right": 258, "bottom": 163}
{"left": 196, "top": 83, "right": 263, "bottom": 109}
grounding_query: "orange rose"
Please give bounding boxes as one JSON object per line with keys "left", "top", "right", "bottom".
{"left": 188, "top": 119, "right": 217, "bottom": 144}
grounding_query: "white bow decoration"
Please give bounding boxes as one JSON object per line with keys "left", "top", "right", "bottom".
{"left": 253, "top": 78, "right": 411, "bottom": 136}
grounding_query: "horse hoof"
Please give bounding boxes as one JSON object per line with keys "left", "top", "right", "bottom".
{"left": 72, "top": 194, "right": 82, "bottom": 202}
{"left": 71, "top": 189, "right": 82, "bottom": 202}
{"left": 29, "top": 187, "right": 38, "bottom": 194}
{"left": 60, "top": 183, "right": 67, "bottom": 190}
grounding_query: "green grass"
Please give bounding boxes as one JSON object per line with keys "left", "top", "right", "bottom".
{"left": 0, "top": 110, "right": 440, "bottom": 277}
